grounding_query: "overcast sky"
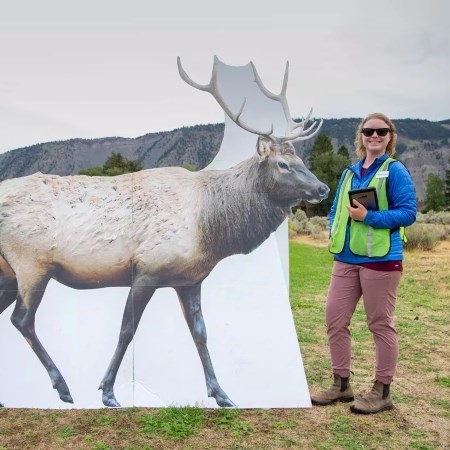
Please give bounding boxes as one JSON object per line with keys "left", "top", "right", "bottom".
{"left": 1, "top": 0, "right": 449, "bottom": 153}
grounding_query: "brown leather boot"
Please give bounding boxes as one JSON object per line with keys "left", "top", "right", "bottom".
{"left": 311, "top": 374, "right": 354, "bottom": 405}
{"left": 350, "top": 380, "right": 393, "bottom": 414}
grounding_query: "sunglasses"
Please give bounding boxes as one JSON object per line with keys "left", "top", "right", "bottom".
{"left": 361, "top": 128, "right": 391, "bottom": 137}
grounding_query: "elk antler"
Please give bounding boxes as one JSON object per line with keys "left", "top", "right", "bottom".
{"left": 177, "top": 56, "right": 322, "bottom": 144}
{"left": 249, "top": 61, "right": 323, "bottom": 143}
{"left": 178, "top": 56, "right": 274, "bottom": 141}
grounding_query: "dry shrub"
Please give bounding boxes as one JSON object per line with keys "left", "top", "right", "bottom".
{"left": 309, "top": 215, "right": 328, "bottom": 230}
{"left": 288, "top": 210, "right": 328, "bottom": 238}
{"left": 288, "top": 219, "right": 300, "bottom": 238}
{"left": 405, "top": 223, "right": 445, "bottom": 251}
{"left": 416, "top": 211, "right": 450, "bottom": 225}
{"left": 288, "top": 211, "right": 450, "bottom": 249}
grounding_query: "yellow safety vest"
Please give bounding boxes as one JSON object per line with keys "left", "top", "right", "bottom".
{"left": 329, "top": 158, "right": 405, "bottom": 257}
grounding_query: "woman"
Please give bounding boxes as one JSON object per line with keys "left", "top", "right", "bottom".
{"left": 311, "top": 113, "right": 416, "bottom": 414}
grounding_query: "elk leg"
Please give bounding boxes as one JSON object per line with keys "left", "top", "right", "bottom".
{"left": 0, "top": 281, "right": 17, "bottom": 315}
{"left": 0, "top": 263, "right": 18, "bottom": 315}
{"left": 176, "top": 284, "right": 235, "bottom": 407}
{"left": 10, "top": 281, "right": 73, "bottom": 404}
{"left": 0, "top": 272, "right": 17, "bottom": 407}
{"left": 99, "top": 283, "right": 156, "bottom": 407}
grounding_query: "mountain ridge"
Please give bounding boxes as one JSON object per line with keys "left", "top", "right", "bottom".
{"left": 1, "top": 118, "right": 449, "bottom": 204}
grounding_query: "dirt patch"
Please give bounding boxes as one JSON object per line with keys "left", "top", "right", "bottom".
{"left": 292, "top": 232, "right": 329, "bottom": 247}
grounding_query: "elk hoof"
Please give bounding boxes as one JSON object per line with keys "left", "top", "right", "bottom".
{"left": 216, "top": 396, "right": 235, "bottom": 408}
{"left": 59, "top": 393, "right": 74, "bottom": 404}
{"left": 101, "top": 390, "right": 121, "bottom": 408}
{"left": 56, "top": 382, "right": 74, "bottom": 404}
{"left": 210, "top": 387, "right": 235, "bottom": 407}
{"left": 53, "top": 375, "right": 73, "bottom": 403}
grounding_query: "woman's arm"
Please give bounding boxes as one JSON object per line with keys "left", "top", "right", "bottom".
{"left": 364, "top": 162, "right": 417, "bottom": 229}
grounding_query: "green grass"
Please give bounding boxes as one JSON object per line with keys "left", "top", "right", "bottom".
{"left": 434, "top": 375, "right": 450, "bottom": 388}
{"left": 0, "top": 240, "right": 449, "bottom": 449}
{"left": 215, "top": 408, "right": 253, "bottom": 437}
{"left": 58, "top": 426, "right": 76, "bottom": 438}
{"left": 289, "top": 241, "right": 449, "bottom": 449}
{"left": 140, "top": 407, "right": 206, "bottom": 440}
{"left": 289, "top": 242, "right": 333, "bottom": 385}
{"left": 289, "top": 241, "right": 333, "bottom": 297}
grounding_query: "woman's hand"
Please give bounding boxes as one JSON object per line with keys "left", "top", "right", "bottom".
{"left": 347, "top": 199, "right": 368, "bottom": 222}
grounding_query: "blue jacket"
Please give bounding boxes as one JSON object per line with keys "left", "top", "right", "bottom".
{"left": 329, "top": 154, "right": 417, "bottom": 264}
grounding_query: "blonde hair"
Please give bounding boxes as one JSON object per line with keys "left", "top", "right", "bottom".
{"left": 354, "top": 113, "right": 397, "bottom": 159}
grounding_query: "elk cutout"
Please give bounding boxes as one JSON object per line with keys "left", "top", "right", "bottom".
{"left": 0, "top": 57, "right": 328, "bottom": 408}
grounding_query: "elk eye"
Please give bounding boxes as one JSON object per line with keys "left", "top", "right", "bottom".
{"left": 278, "top": 161, "right": 290, "bottom": 171}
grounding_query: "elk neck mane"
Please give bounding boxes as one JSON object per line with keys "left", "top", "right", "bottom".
{"left": 199, "top": 155, "right": 289, "bottom": 259}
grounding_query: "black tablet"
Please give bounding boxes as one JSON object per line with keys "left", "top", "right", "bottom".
{"left": 348, "top": 187, "right": 379, "bottom": 210}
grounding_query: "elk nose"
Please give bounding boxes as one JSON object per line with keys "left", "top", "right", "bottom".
{"left": 319, "top": 184, "right": 330, "bottom": 198}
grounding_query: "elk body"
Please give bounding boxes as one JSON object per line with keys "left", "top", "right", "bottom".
{"left": 0, "top": 58, "right": 329, "bottom": 407}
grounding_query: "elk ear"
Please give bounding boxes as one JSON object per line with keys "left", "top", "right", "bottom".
{"left": 256, "top": 137, "right": 272, "bottom": 162}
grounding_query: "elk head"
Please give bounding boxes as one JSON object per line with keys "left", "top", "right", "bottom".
{"left": 177, "top": 56, "right": 329, "bottom": 205}
{"left": 252, "top": 137, "right": 328, "bottom": 206}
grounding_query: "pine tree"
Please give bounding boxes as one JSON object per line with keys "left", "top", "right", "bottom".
{"left": 337, "top": 145, "right": 349, "bottom": 159}
{"left": 424, "top": 173, "right": 445, "bottom": 212}
{"left": 308, "top": 133, "right": 333, "bottom": 170}
{"left": 79, "top": 152, "right": 143, "bottom": 176}
{"left": 306, "top": 134, "right": 351, "bottom": 216}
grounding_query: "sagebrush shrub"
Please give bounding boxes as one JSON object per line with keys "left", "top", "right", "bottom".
{"left": 416, "top": 211, "right": 450, "bottom": 225}
{"left": 405, "top": 223, "right": 443, "bottom": 251}
{"left": 288, "top": 211, "right": 329, "bottom": 238}
{"left": 288, "top": 210, "right": 448, "bottom": 251}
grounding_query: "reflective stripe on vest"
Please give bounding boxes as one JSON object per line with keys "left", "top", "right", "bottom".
{"left": 329, "top": 158, "right": 397, "bottom": 257}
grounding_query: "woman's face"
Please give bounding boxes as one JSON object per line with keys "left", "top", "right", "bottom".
{"left": 361, "top": 118, "right": 391, "bottom": 157}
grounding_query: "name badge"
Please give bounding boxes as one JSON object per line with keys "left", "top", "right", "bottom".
{"left": 376, "top": 171, "right": 389, "bottom": 178}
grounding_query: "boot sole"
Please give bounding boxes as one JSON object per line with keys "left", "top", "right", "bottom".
{"left": 312, "top": 396, "right": 354, "bottom": 406}
{"left": 350, "top": 404, "right": 393, "bottom": 414}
